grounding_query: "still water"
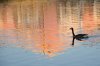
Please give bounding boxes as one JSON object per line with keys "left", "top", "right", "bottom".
{"left": 0, "top": 0, "right": 100, "bottom": 66}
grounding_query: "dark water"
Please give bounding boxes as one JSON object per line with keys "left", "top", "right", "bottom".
{"left": 0, "top": 0, "right": 100, "bottom": 66}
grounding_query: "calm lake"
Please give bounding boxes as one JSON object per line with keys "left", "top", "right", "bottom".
{"left": 0, "top": 0, "right": 100, "bottom": 66}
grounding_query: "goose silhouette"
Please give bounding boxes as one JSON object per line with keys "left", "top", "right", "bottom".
{"left": 70, "top": 27, "right": 89, "bottom": 45}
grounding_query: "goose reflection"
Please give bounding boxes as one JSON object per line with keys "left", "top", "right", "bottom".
{"left": 70, "top": 27, "right": 89, "bottom": 45}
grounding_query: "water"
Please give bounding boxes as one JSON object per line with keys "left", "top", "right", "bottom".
{"left": 0, "top": 0, "right": 100, "bottom": 66}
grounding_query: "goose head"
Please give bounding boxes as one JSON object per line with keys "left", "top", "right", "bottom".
{"left": 70, "top": 27, "right": 73, "bottom": 30}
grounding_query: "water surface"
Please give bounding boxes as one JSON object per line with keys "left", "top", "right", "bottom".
{"left": 0, "top": 0, "right": 100, "bottom": 66}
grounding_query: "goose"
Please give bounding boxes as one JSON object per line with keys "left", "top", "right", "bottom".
{"left": 70, "top": 27, "right": 89, "bottom": 45}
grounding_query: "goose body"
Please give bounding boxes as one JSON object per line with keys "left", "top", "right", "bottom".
{"left": 74, "top": 34, "right": 88, "bottom": 41}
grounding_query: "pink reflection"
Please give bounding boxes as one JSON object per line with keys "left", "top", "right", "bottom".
{"left": 82, "top": 5, "right": 97, "bottom": 34}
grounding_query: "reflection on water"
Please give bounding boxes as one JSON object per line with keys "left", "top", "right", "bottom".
{"left": 0, "top": 0, "right": 100, "bottom": 57}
